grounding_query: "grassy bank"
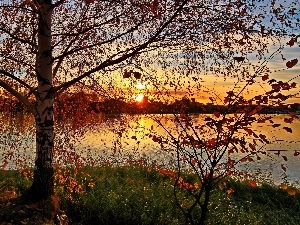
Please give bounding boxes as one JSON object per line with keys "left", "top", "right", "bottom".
{"left": 1, "top": 166, "right": 300, "bottom": 225}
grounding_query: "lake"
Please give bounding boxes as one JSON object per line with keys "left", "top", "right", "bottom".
{"left": 0, "top": 113, "right": 299, "bottom": 186}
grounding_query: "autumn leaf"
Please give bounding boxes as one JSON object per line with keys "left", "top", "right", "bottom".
{"left": 152, "top": 135, "right": 160, "bottom": 143}
{"left": 207, "top": 138, "right": 216, "bottom": 147}
{"left": 213, "top": 111, "right": 220, "bottom": 118}
{"left": 262, "top": 74, "right": 269, "bottom": 81}
{"left": 281, "top": 164, "right": 287, "bottom": 172}
{"left": 233, "top": 56, "right": 245, "bottom": 62}
{"left": 241, "top": 157, "right": 248, "bottom": 162}
{"left": 133, "top": 72, "right": 141, "bottom": 79}
{"left": 123, "top": 70, "right": 131, "bottom": 78}
{"left": 271, "top": 84, "right": 281, "bottom": 91}
{"left": 248, "top": 180, "right": 257, "bottom": 188}
{"left": 287, "top": 187, "right": 297, "bottom": 196}
{"left": 283, "top": 127, "right": 292, "bottom": 133}
{"left": 227, "top": 188, "right": 234, "bottom": 194}
{"left": 279, "top": 183, "right": 288, "bottom": 190}
{"left": 286, "top": 38, "right": 297, "bottom": 47}
{"left": 286, "top": 59, "right": 298, "bottom": 68}
{"left": 290, "top": 82, "right": 297, "bottom": 88}
{"left": 272, "top": 124, "right": 281, "bottom": 128}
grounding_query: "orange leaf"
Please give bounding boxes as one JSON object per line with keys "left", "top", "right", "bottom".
{"left": 227, "top": 188, "right": 234, "bottom": 194}
{"left": 280, "top": 183, "right": 288, "bottom": 190}
{"left": 249, "top": 180, "right": 257, "bottom": 188}
{"left": 286, "top": 59, "right": 298, "bottom": 68}
{"left": 287, "top": 187, "right": 297, "bottom": 196}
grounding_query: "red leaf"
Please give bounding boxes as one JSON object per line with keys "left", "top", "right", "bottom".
{"left": 281, "top": 164, "right": 287, "bottom": 172}
{"left": 291, "top": 82, "right": 297, "bottom": 88}
{"left": 241, "top": 157, "right": 247, "bottom": 162}
{"left": 286, "top": 59, "right": 298, "bottom": 68}
{"left": 152, "top": 135, "right": 160, "bottom": 143}
{"left": 249, "top": 180, "right": 257, "bottom": 188}
{"left": 207, "top": 138, "right": 216, "bottom": 146}
{"left": 271, "top": 84, "right": 281, "bottom": 91}
{"left": 262, "top": 74, "right": 269, "bottom": 81}
{"left": 213, "top": 111, "right": 220, "bottom": 118}
{"left": 283, "top": 127, "right": 292, "bottom": 133}
{"left": 286, "top": 38, "right": 296, "bottom": 47}
{"left": 133, "top": 72, "right": 141, "bottom": 79}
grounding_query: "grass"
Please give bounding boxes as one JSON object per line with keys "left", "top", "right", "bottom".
{"left": 1, "top": 166, "right": 300, "bottom": 225}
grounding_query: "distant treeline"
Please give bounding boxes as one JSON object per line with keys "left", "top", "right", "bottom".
{"left": 1, "top": 94, "right": 299, "bottom": 115}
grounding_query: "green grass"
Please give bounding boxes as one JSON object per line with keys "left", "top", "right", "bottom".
{"left": 1, "top": 166, "right": 300, "bottom": 225}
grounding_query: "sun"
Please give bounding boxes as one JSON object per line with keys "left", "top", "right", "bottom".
{"left": 135, "top": 93, "right": 144, "bottom": 102}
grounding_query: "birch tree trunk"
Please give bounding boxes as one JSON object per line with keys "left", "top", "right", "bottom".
{"left": 26, "top": 0, "right": 54, "bottom": 199}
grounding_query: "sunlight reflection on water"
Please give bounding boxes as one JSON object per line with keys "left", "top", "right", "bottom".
{"left": 1, "top": 113, "right": 299, "bottom": 186}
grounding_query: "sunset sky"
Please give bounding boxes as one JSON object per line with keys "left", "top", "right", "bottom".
{"left": 102, "top": 38, "right": 300, "bottom": 104}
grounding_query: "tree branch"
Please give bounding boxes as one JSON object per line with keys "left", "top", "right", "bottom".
{"left": 53, "top": 20, "right": 147, "bottom": 61}
{"left": 0, "top": 79, "right": 36, "bottom": 115}
{"left": 55, "top": 0, "right": 188, "bottom": 95}
{"left": 0, "top": 26, "right": 37, "bottom": 48}
{"left": 0, "top": 70, "right": 36, "bottom": 93}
